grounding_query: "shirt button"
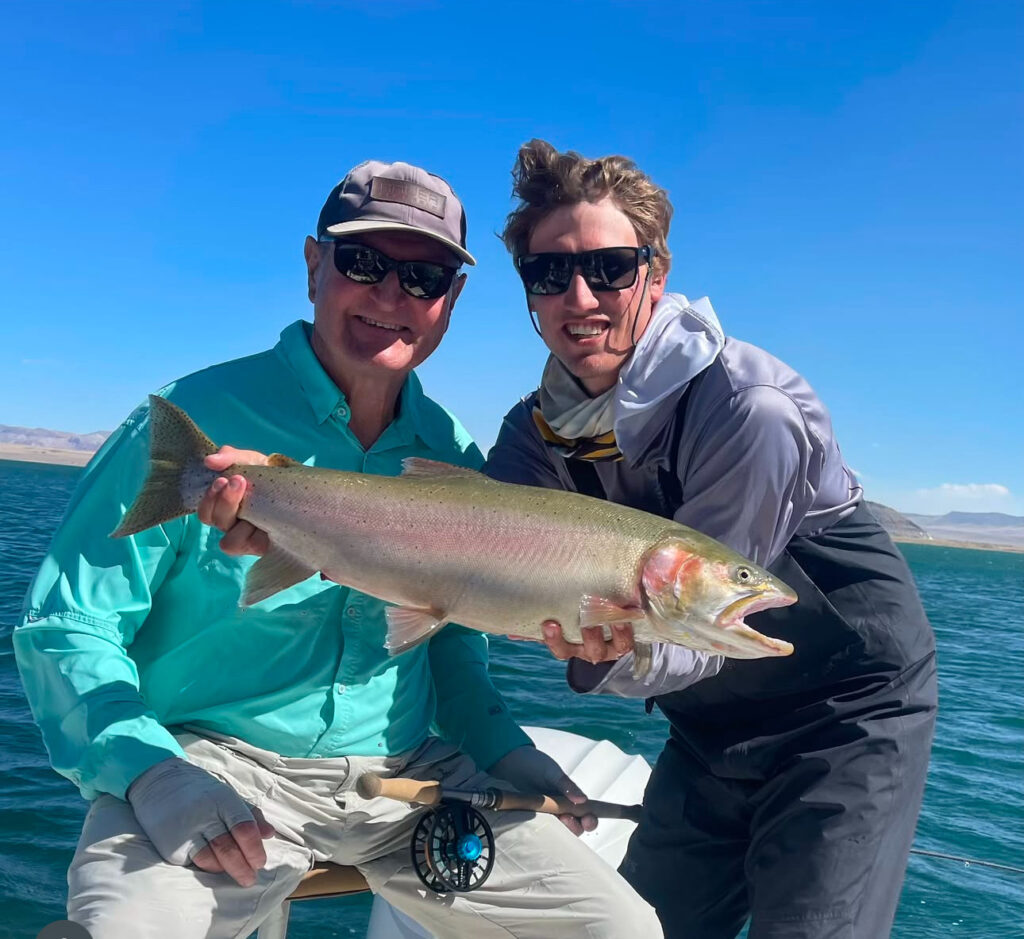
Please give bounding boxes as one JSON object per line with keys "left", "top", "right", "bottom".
{"left": 346, "top": 606, "right": 358, "bottom": 618}
{"left": 336, "top": 404, "right": 349, "bottom": 419}
{"left": 336, "top": 683, "right": 346, "bottom": 695}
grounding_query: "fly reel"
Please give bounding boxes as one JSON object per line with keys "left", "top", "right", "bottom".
{"left": 410, "top": 801, "right": 495, "bottom": 893}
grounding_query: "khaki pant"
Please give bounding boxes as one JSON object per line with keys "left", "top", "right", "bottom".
{"left": 68, "top": 731, "right": 660, "bottom": 939}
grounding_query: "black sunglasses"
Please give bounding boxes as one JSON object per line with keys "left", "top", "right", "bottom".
{"left": 320, "top": 239, "right": 459, "bottom": 300}
{"left": 515, "top": 245, "right": 656, "bottom": 296}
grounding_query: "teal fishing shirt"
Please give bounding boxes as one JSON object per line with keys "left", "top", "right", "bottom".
{"left": 14, "top": 320, "right": 530, "bottom": 801}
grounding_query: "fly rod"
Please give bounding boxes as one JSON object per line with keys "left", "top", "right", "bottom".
{"left": 356, "top": 774, "right": 643, "bottom": 823}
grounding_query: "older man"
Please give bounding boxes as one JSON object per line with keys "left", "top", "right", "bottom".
{"left": 14, "top": 160, "right": 660, "bottom": 939}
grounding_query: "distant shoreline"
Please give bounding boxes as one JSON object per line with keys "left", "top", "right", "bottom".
{"left": 892, "top": 536, "right": 1024, "bottom": 556}
{"left": 2, "top": 448, "right": 1021, "bottom": 556}
{"left": 0, "top": 444, "right": 94, "bottom": 467}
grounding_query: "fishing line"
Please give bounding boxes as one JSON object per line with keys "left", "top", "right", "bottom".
{"left": 909, "top": 848, "right": 1024, "bottom": 875}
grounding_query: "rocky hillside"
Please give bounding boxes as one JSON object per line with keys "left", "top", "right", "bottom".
{"left": 906, "top": 511, "right": 1024, "bottom": 548}
{"left": 865, "top": 501, "right": 931, "bottom": 540}
{"left": 0, "top": 424, "right": 110, "bottom": 452}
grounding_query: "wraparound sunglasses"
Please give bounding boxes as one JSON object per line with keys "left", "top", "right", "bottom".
{"left": 320, "top": 239, "right": 459, "bottom": 300}
{"left": 515, "top": 245, "right": 656, "bottom": 296}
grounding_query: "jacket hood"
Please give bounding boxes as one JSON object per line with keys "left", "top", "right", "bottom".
{"left": 614, "top": 292, "right": 724, "bottom": 460}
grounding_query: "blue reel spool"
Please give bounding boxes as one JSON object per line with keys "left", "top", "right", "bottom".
{"left": 456, "top": 832, "right": 484, "bottom": 862}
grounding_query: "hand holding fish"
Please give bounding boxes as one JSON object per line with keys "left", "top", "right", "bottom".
{"left": 199, "top": 448, "right": 268, "bottom": 557}
{"left": 538, "top": 621, "right": 635, "bottom": 665}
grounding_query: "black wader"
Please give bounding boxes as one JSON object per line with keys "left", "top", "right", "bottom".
{"left": 567, "top": 455, "right": 938, "bottom": 939}
{"left": 627, "top": 504, "right": 936, "bottom": 938}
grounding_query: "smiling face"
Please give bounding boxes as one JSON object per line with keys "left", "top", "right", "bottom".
{"left": 527, "top": 199, "right": 665, "bottom": 396}
{"left": 304, "top": 230, "right": 465, "bottom": 401}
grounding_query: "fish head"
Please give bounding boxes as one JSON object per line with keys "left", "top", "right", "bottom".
{"left": 640, "top": 538, "right": 798, "bottom": 658}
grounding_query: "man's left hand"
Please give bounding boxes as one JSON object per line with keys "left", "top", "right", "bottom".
{"left": 487, "top": 745, "right": 597, "bottom": 836}
{"left": 198, "top": 447, "right": 270, "bottom": 556}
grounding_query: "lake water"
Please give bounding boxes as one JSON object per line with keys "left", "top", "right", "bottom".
{"left": 1, "top": 459, "right": 1021, "bottom": 937}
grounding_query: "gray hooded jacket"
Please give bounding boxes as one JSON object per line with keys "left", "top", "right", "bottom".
{"left": 484, "top": 293, "right": 863, "bottom": 697}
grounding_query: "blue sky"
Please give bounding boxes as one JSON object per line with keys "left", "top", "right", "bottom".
{"left": 2, "top": 1, "right": 1021, "bottom": 515}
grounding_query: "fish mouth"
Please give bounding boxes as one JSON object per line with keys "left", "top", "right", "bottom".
{"left": 710, "top": 590, "right": 798, "bottom": 658}
{"left": 719, "top": 590, "right": 796, "bottom": 625}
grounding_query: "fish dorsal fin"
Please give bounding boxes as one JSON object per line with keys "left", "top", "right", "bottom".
{"left": 241, "top": 546, "right": 317, "bottom": 607}
{"left": 384, "top": 605, "right": 449, "bottom": 654}
{"left": 400, "top": 458, "right": 485, "bottom": 480}
{"left": 267, "top": 452, "right": 303, "bottom": 468}
{"left": 578, "top": 595, "right": 647, "bottom": 629}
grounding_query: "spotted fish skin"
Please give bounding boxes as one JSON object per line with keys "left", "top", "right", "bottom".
{"left": 113, "top": 395, "right": 797, "bottom": 660}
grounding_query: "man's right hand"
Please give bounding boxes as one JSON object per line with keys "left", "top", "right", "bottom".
{"left": 198, "top": 447, "right": 270, "bottom": 556}
{"left": 540, "top": 621, "right": 635, "bottom": 664}
{"left": 126, "top": 757, "right": 276, "bottom": 887}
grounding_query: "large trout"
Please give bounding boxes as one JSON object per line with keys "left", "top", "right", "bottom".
{"left": 112, "top": 395, "right": 797, "bottom": 661}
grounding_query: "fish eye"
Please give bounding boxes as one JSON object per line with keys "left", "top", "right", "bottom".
{"left": 736, "top": 566, "right": 753, "bottom": 582}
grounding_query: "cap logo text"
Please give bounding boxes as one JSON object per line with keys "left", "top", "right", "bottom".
{"left": 370, "top": 177, "right": 446, "bottom": 219}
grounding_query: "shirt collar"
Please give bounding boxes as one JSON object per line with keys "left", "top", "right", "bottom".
{"left": 274, "top": 320, "right": 451, "bottom": 453}
{"left": 399, "top": 371, "right": 451, "bottom": 453}
{"left": 274, "top": 321, "right": 345, "bottom": 424}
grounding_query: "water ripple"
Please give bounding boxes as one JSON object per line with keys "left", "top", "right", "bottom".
{"left": 1, "top": 465, "right": 1022, "bottom": 936}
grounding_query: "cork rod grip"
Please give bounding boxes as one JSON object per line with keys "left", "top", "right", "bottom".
{"left": 356, "top": 774, "right": 443, "bottom": 805}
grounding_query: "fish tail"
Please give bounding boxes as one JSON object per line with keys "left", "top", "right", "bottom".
{"left": 110, "top": 394, "right": 218, "bottom": 538}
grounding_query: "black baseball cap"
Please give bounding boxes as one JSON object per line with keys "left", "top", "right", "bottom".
{"left": 316, "top": 160, "right": 475, "bottom": 266}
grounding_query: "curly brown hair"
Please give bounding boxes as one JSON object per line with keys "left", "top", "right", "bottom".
{"left": 501, "top": 139, "right": 673, "bottom": 276}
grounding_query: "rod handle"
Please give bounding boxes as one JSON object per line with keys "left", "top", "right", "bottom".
{"left": 494, "top": 792, "right": 642, "bottom": 822}
{"left": 357, "top": 774, "right": 442, "bottom": 805}
{"left": 356, "top": 774, "right": 643, "bottom": 823}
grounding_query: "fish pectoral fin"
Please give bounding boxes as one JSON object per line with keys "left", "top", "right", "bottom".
{"left": 241, "top": 546, "right": 317, "bottom": 607}
{"left": 400, "top": 458, "right": 485, "bottom": 480}
{"left": 631, "top": 641, "right": 654, "bottom": 679}
{"left": 266, "top": 452, "right": 303, "bottom": 468}
{"left": 578, "top": 595, "right": 648, "bottom": 629}
{"left": 384, "top": 605, "right": 449, "bottom": 655}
